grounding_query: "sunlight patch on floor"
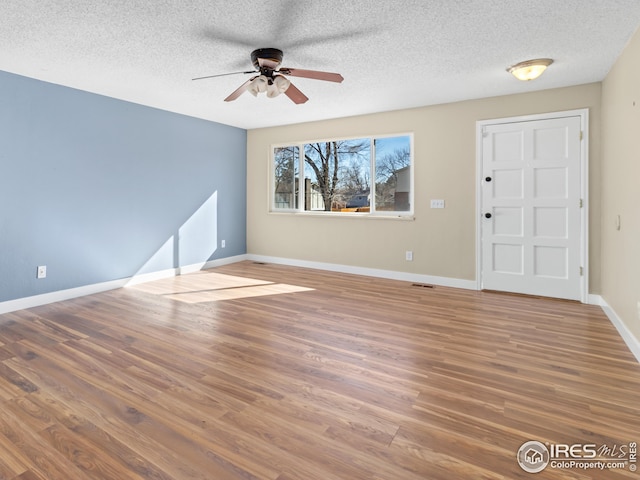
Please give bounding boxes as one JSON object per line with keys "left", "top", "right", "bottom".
{"left": 129, "top": 271, "right": 313, "bottom": 303}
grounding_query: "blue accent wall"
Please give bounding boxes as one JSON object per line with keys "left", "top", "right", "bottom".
{"left": 0, "top": 70, "right": 247, "bottom": 302}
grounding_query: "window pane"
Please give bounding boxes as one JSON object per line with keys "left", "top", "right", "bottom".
{"left": 273, "top": 146, "right": 299, "bottom": 209}
{"left": 375, "top": 136, "right": 411, "bottom": 212}
{"left": 303, "top": 139, "right": 371, "bottom": 212}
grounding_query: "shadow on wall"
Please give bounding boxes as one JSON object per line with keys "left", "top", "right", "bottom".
{"left": 130, "top": 191, "right": 219, "bottom": 279}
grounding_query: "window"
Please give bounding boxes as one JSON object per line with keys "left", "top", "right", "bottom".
{"left": 272, "top": 134, "right": 412, "bottom": 215}
{"left": 273, "top": 146, "right": 299, "bottom": 209}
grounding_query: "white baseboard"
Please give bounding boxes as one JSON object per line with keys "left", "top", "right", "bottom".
{"left": 0, "top": 278, "right": 130, "bottom": 315}
{"left": 201, "top": 254, "right": 248, "bottom": 271}
{"left": 124, "top": 254, "right": 248, "bottom": 286}
{"left": 246, "top": 254, "right": 477, "bottom": 290}
{"left": 0, "top": 254, "right": 249, "bottom": 315}
{"left": 587, "top": 294, "right": 604, "bottom": 306}
{"left": 597, "top": 296, "right": 640, "bottom": 364}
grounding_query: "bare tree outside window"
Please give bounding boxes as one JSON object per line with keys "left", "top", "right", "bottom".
{"left": 272, "top": 135, "right": 412, "bottom": 215}
{"left": 303, "top": 139, "right": 370, "bottom": 211}
{"left": 273, "top": 146, "right": 299, "bottom": 209}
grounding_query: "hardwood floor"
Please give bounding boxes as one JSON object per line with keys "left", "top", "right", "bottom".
{"left": 0, "top": 261, "right": 639, "bottom": 479}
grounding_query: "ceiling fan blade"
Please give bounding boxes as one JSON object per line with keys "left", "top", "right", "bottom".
{"left": 288, "top": 27, "right": 380, "bottom": 50}
{"left": 284, "top": 82, "right": 309, "bottom": 104}
{"left": 279, "top": 68, "right": 344, "bottom": 83}
{"left": 224, "top": 77, "right": 257, "bottom": 102}
{"left": 200, "top": 28, "right": 260, "bottom": 49}
{"left": 192, "top": 71, "right": 255, "bottom": 81}
{"left": 271, "top": 0, "right": 302, "bottom": 42}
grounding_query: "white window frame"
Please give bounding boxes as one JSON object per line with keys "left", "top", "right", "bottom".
{"left": 270, "top": 133, "right": 414, "bottom": 218}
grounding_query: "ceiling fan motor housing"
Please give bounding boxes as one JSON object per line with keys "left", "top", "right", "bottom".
{"left": 251, "top": 48, "right": 283, "bottom": 72}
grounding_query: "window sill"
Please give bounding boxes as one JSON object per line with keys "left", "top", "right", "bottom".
{"left": 268, "top": 210, "right": 415, "bottom": 220}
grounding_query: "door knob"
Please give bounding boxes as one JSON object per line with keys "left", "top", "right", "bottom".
{"left": 485, "top": 176, "right": 492, "bottom": 182}
{"left": 485, "top": 213, "right": 492, "bottom": 219}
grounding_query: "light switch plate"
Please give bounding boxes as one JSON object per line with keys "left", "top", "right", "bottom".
{"left": 430, "top": 199, "right": 445, "bottom": 208}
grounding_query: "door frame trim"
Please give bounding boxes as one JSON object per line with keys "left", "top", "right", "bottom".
{"left": 475, "top": 109, "right": 589, "bottom": 302}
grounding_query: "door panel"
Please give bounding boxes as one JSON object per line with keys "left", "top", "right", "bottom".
{"left": 493, "top": 244, "right": 523, "bottom": 274}
{"left": 534, "top": 207, "right": 566, "bottom": 237}
{"left": 481, "top": 116, "right": 583, "bottom": 300}
{"left": 493, "top": 169, "right": 523, "bottom": 198}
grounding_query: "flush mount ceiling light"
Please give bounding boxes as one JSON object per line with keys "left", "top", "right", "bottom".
{"left": 507, "top": 58, "right": 554, "bottom": 81}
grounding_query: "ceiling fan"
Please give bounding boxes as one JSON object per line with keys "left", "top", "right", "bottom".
{"left": 192, "top": 48, "right": 344, "bottom": 104}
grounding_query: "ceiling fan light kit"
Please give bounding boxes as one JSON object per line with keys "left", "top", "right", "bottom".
{"left": 507, "top": 58, "right": 554, "bottom": 81}
{"left": 193, "top": 47, "right": 343, "bottom": 104}
{"left": 247, "top": 74, "right": 291, "bottom": 98}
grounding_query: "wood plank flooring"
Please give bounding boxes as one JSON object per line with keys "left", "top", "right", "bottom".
{"left": 0, "top": 261, "right": 639, "bottom": 479}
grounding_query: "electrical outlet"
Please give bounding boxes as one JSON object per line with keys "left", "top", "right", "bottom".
{"left": 221, "top": 239, "right": 226, "bottom": 248}
{"left": 405, "top": 251, "right": 413, "bottom": 261}
{"left": 37, "top": 265, "right": 47, "bottom": 279}
{"left": 637, "top": 301, "right": 640, "bottom": 320}
{"left": 430, "top": 199, "right": 445, "bottom": 209}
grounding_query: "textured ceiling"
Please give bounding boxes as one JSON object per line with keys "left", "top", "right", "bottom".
{"left": 1, "top": 0, "right": 640, "bottom": 129}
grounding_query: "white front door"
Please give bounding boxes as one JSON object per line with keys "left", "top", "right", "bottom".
{"left": 479, "top": 113, "right": 586, "bottom": 301}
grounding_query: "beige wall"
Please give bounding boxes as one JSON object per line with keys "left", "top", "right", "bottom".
{"left": 247, "top": 83, "right": 602, "bottom": 290}
{"left": 601, "top": 27, "right": 640, "bottom": 340}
